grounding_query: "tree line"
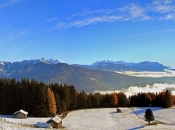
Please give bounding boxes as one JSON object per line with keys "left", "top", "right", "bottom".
{"left": 0, "top": 78, "right": 174, "bottom": 117}
{"left": 129, "top": 90, "right": 175, "bottom": 108}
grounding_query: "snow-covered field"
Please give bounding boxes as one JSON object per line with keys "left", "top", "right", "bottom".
{"left": 63, "top": 107, "right": 175, "bottom": 130}
{"left": 1, "top": 107, "right": 175, "bottom": 129}
{"left": 63, "top": 108, "right": 146, "bottom": 130}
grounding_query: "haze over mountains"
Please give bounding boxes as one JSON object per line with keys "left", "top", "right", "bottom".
{"left": 0, "top": 58, "right": 175, "bottom": 92}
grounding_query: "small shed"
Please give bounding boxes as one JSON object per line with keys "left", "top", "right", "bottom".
{"left": 36, "top": 122, "right": 52, "bottom": 128}
{"left": 47, "top": 115, "right": 62, "bottom": 128}
{"left": 13, "top": 109, "right": 28, "bottom": 119}
{"left": 116, "top": 108, "right": 122, "bottom": 113}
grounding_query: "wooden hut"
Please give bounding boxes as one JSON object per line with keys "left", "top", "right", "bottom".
{"left": 13, "top": 109, "right": 28, "bottom": 119}
{"left": 47, "top": 115, "right": 62, "bottom": 128}
{"left": 116, "top": 108, "right": 122, "bottom": 113}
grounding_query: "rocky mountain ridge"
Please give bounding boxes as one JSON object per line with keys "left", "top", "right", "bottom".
{"left": 0, "top": 58, "right": 174, "bottom": 92}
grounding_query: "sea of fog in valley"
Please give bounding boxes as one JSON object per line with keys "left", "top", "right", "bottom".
{"left": 116, "top": 70, "right": 175, "bottom": 78}
{"left": 94, "top": 70, "right": 175, "bottom": 97}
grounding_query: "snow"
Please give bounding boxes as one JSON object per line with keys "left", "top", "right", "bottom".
{"left": 6, "top": 73, "right": 12, "bottom": 76}
{"left": 90, "top": 78, "right": 98, "bottom": 81}
{"left": 48, "top": 115, "right": 62, "bottom": 123}
{"left": 71, "top": 68, "right": 77, "bottom": 75}
{"left": 40, "top": 58, "right": 62, "bottom": 64}
{"left": 1, "top": 107, "right": 175, "bottom": 129}
{"left": 91, "top": 60, "right": 116, "bottom": 66}
{"left": 46, "top": 70, "right": 56, "bottom": 75}
{"left": 63, "top": 108, "right": 146, "bottom": 130}
{"left": 0, "top": 61, "right": 4, "bottom": 65}
{"left": 0, "top": 115, "right": 50, "bottom": 124}
{"left": 5, "top": 71, "right": 15, "bottom": 77}
{"left": 63, "top": 108, "right": 175, "bottom": 130}
{"left": 0, "top": 115, "right": 53, "bottom": 130}
{"left": 13, "top": 110, "right": 28, "bottom": 115}
{"left": 134, "top": 107, "right": 175, "bottom": 124}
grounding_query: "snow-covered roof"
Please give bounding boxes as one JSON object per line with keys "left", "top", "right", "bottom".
{"left": 36, "top": 122, "right": 51, "bottom": 128}
{"left": 47, "top": 115, "right": 62, "bottom": 123}
{"left": 13, "top": 109, "right": 28, "bottom": 115}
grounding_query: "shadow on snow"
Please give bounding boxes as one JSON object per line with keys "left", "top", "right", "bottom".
{"left": 109, "top": 111, "right": 117, "bottom": 114}
{"left": 131, "top": 107, "right": 162, "bottom": 115}
{"left": 128, "top": 125, "right": 144, "bottom": 130}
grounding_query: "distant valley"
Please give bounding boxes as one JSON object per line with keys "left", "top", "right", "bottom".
{"left": 0, "top": 58, "right": 175, "bottom": 92}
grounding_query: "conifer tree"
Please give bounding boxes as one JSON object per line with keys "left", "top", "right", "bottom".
{"left": 29, "top": 79, "right": 39, "bottom": 116}
{"left": 164, "top": 90, "right": 173, "bottom": 108}
{"left": 111, "top": 92, "right": 118, "bottom": 107}
{"left": 33, "top": 82, "right": 49, "bottom": 117}
{"left": 5, "top": 78, "right": 13, "bottom": 114}
{"left": 10, "top": 78, "right": 19, "bottom": 113}
{"left": 117, "top": 92, "right": 129, "bottom": 107}
{"left": 21, "top": 78, "right": 30, "bottom": 112}
{"left": 61, "top": 100, "right": 66, "bottom": 112}
{"left": 47, "top": 87, "right": 57, "bottom": 116}
{"left": 87, "top": 93, "right": 93, "bottom": 108}
{"left": 0, "top": 79, "right": 7, "bottom": 114}
{"left": 145, "top": 108, "right": 154, "bottom": 125}
{"left": 69, "top": 85, "right": 78, "bottom": 110}
{"left": 102, "top": 94, "right": 111, "bottom": 107}
{"left": 77, "top": 90, "right": 88, "bottom": 109}
{"left": 92, "top": 93, "right": 102, "bottom": 108}
{"left": 160, "top": 92, "right": 166, "bottom": 107}
{"left": 51, "top": 83, "right": 62, "bottom": 114}
{"left": 62, "top": 83, "right": 70, "bottom": 111}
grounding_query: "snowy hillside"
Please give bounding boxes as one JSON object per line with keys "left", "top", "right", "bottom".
{"left": 1, "top": 107, "right": 175, "bottom": 129}
{"left": 63, "top": 107, "right": 175, "bottom": 130}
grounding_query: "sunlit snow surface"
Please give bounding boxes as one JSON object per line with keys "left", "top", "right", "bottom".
{"left": 63, "top": 108, "right": 146, "bottom": 130}
{"left": 1, "top": 107, "right": 175, "bottom": 129}
{"left": 63, "top": 108, "right": 175, "bottom": 130}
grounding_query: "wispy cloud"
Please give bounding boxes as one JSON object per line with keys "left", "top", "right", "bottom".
{"left": 8, "top": 30, "right": 27, "bottom": 42}
{"left": 50, "top": 1, "right": 175, "bottom": 30}
{"left": 47, "top": 18, "right": 57, "bottom": 22}
{"left": 50, "top": 15, "right": 122, "bottom": 31}
{"left": 150, "top": 0, "right": 175, "bottom": 20}
{"left": 119, "top": 4, "right": 150, "bottom": 21}
{"left": 152, "top": 1, "right": 175, "bottom": 13}
{"left": 0, "top": 0, "right": 26, "bottom": 9}
{"left": 0, "top": 30, "right": 27, "bottom": 45}
{"left": 69, "top": 9, "right": 114, "bottom": 18}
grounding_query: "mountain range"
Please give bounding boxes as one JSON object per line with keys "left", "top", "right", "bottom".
{"left": 0, "top": 58, "right": 175, "bottom": 92}
{"left": 73, "top": 60, "right": 174, "bottom": 72}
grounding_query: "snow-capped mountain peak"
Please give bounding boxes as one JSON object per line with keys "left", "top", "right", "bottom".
{"left": 91, "top": 60, "right": 116, "bottom": 66}
{"left": 0, "top": 61, "right": 4, "bottom": 65}
{"left": 0, "top": 58, "right": 62, "bottom": 67}
{"left": 40, "top": 58, "right": 62, "bottom": 64}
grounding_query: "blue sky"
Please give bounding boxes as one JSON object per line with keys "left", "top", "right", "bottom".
{"left": 0, "top": 0, "right": 175, "bottom": 67}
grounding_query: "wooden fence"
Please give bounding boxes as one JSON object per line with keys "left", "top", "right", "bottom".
{"left": 0, "top": 116, "right": 36, "bottom": 128}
